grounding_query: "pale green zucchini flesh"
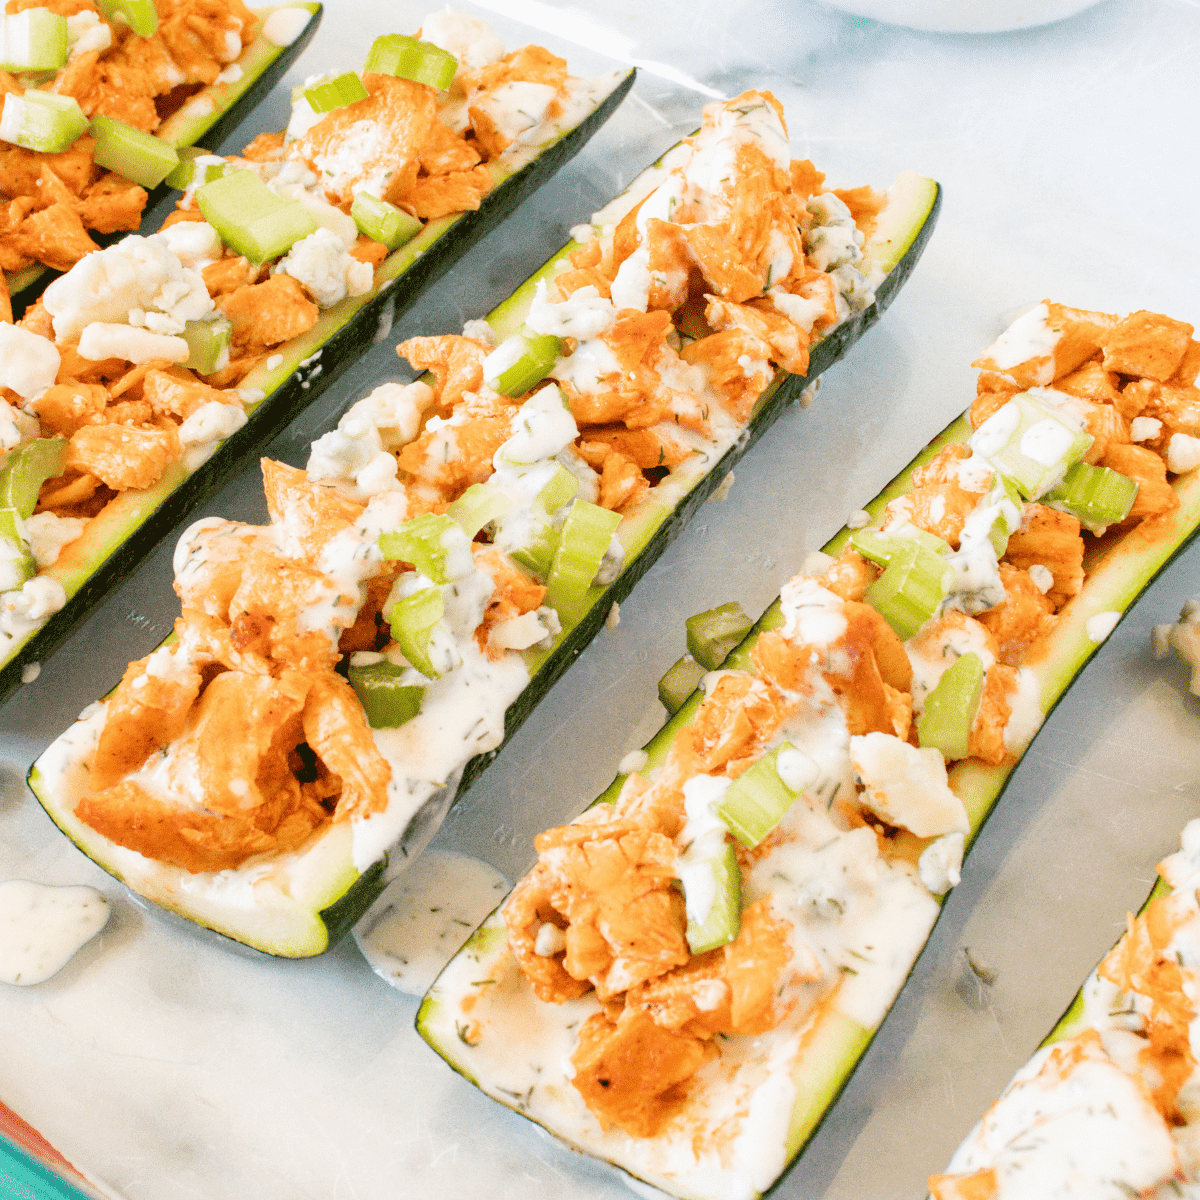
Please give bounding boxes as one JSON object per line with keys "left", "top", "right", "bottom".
{"left": 26, "top": 158, "right": 940, "bottom": 958}
{"left": 6, "top": 2, "right": 324, "bottom": 311}
{"left": 416, "top": 409, "right": 1200, "bottom": 1199}
{"left": 1, "top": 67, "right": 637, "bottom": 707}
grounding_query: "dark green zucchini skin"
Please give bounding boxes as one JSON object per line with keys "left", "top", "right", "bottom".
{"left": 0, "top": 69, "right": 636, "bottom": 709}
{"left": 8, "top": 7, "right": 324, "bottom": 317}
{"left": 310, "top": 182, "right": 944, "bottom": 951}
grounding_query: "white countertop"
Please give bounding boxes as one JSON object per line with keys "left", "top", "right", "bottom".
{"left": 3, "top": 1, "right": 1200, "bottom": 1197}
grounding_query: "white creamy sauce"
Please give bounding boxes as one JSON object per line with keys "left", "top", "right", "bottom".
{"left": 353, "top": 641, "right": 528, "bottom": 870}
{"left": 944, "top": 1044, "right": 1180, "bottom": 1198}
{"left": 979, "top": 303, "right": 1061, "bottom": 381}
{"left": 778, "top": 578, "right": 848, "bottom": 647}
{"left": 969, "top": 400, "right": 1022, "bottom": 460}
{"left": 1001, "top": 666, "right": 1043, "bottom": 755}
{"left": 430, "top": 761, "right": 941, "bottom": 1200}
{"left": 675, "top": 775, "right": 732, "bottom": 926}
{"left": 1020, "top": 417, "right": 1077, "bottom": 467}
{"left": 0, "top": 881, "right": 109, "bottom": 986}
{"left": 354, "top": 849, "right": 509, "bottom": 995}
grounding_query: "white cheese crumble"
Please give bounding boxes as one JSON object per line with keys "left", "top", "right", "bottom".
{"left": 152, "top": 221, "right": 223, "bottom": 271}
{"left": 1130, "top": 416, "right": 1162, "bottom": 442}
{"left": 849, "top": 732, "right": 970, "bottom": 838}
{"left": 1153, "top": 599, "right": 1200, "bottom": 696}
{"left": 0, "top": 575, "right": 66, "bottom": 637}
{"left": 277, "top": 227, "right": 373, "bottom": 308}
{"left": 1028, "top": 564, "right": 1054, "bottom": 594}
{"left": 1085, "top": 610, "right": 1121, "bottom": 643}
{"left": 918, "top": 831, "right": 964, "bottom": 895}
{"left": 489, "top": 609, "right": 554, "bottom": 651}
{"left": 177, "top": 400, "right": 248, "bottom": 447}
{"left": 43, "top": 235, "right": 214, "bottom": 343}
{"left": 0, "top": 323, "right": 59, "bottom": 399}
{"left": 461, "top": 319, "right": 497, "bottom": 347}
{"left": 65, "top": 10, "right": 111, "bottom": 57}
{"left": 1168, "top": 433, "right": 1200, "bottom": 475}
{"left": 76, "top": 323, "right": 188, "bottom": 364}
{"left": 23, "top": 513, "right": 86, "bottom": 569}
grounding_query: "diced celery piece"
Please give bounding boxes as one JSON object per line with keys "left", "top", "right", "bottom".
{"left": 182, "top": 318, "right": 231, "bottom": 375}
{"left": 482, "top": 328, "right": 562, "bottom": 398}
{"left": 686, "top": 601, "right": 753, "bottom": 671}
{"left": 535, "top": 465, "right": 579, "bottom": 515}
{"left": 89, "top": 114, "right": 179, "bottom": 188}
{"left": 971, "top": 392, "right": 1093, "bottom": 500}
{"left": 0, "top": 9, "right": 68, "bottom": 72}
{"left": 985, "top": 475, "right": 1025, "bottom": 557}
{"left": 95, "top": 0, "right": 158, "bottom": 36}
{"left": 348, "top": 660, "right": 425, "bottom": 728}
{"left": 1047, "top": 461, "right": 1138, "bottom": 529}
{"left": 164, "top": 146, "right": 229, "bottom": 191}
{"left": 658, "top": 654, "right": 706, "bottom": 714}
{"left": 850, "top": 526, "right": 949, "bottom": 566}
{"left": 0, "top": 90, "right": 87, "bottom": 153}
{"left": 379, "top": 513, "right": 464, "bottom": 584}
{"left": 350, "top": 190, "right": 421, "bottom": 250}
{"left": 0, "top": 508, "right": 35, "bottom": 586}
{"left": 510, "top": 519, "right": 559, "bottom": 579}
{"left": 303, "top": 71, "right": 369, "bottom": 114}
{"left": 195, "top": 170, "right": 318, "bottom": 265}
{"left": 545, "top": 501, "right": 621, "bottom": 621}
{"left": 363, "top": 33, "right": 457, "bottom": 89}
{"left": 385, "top": 586, "right": 445, "bottom": 679}
{"left": 447, "top": 483, "right": 513, "bottom": 539}
{"left": 685, "top": 841, "right": 742, "bottom": 955}
{"left": 916, "top": 652, "right": 984, "bottom": 761}
{"left": 717, "top": 745, "right": 801, "bottom": 849}
{"left": 0, "top": 437, "right": 67, "bottom": 519}
{"left": 864, "top": 540, "right": 953, "bottom": 640}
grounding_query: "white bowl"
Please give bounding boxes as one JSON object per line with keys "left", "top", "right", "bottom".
{"left": 819, "top": 0, "right": 1106, "bottom": 33}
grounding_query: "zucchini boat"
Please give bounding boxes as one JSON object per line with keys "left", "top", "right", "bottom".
{"left": 930, "top": 810, "right": 1200, "bottom": 1200}
{"left": 0, "top": 22, "right": 636, "bottom": 704}
{"left": 26, "top": 90, "right": 941, "bottom": 958}
{"left": 417, "top": 302, "right": 1200, "bottom": 1200}
{"left": 2, "top": 0, "right": 323, "bottom": 306}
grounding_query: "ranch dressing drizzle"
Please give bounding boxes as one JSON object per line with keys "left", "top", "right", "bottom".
{"left": 978, "top": 302, "right": 1061, "bottom": 383}
{"left": 354, "top": 849, "right": 509, "bottom": 995}
{"left": 940, "top": 820, "right": 1200, "bottom": 1198}
{"left": 427, "top": 642, "right": 940, "bottom": 1200}
{"left": 0, "top": 881, "right": 109, "bottom": 986}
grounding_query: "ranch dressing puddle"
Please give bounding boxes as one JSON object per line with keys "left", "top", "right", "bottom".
{"left": 355, "top": 850, "right": 508, "bottom": 994}
{"left": 0, "top": 881, "right": 109, "bottom": 985}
